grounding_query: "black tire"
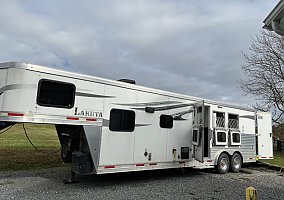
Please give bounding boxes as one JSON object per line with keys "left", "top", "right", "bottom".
{"left": 230, "top": 153, "right": 242, "bottom": 173}
{"left": 216, "top": 153, "right": 230, "bottom": 174}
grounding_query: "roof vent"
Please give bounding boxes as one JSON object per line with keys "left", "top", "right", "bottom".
{"left": 117, "top": 79, "right": 136, "bottom": 84}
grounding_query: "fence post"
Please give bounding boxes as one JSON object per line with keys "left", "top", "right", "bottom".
{"left": 246, "top": 187, "right": 257, "bottom": 200}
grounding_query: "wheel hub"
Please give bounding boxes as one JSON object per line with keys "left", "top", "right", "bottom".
{"left": 220, "top": 158, "right": 228, "bottom": 171}
{"left": 233, "top": 156, "right": 241, "bottom": 169}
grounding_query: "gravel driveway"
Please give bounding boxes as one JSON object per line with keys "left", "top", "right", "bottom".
{"left": 0, "top": 166, "right": 283, "bottom": 200}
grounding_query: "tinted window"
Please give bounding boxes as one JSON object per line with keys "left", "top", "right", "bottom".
{"left": 232, "top": 132, "right": 240, "bottom": 143}
{"left": 109, "top": 109, "right": 135, "bottom": 132}
{"left": 217, "top": 131, "right": 226, "bottom": 142}
{"left": 160, "top": 115, "right": 173, "bottom": 129}
{"left": 37, "top": 79, "right": 75, "bottom": 108}
{"left": 193, "top": 129, "right": 198, "bottom": 142}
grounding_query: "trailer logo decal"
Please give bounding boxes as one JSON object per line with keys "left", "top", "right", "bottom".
{"left": 102, "top": 119, "right": 151, "bottom": 127}
{"left": 0, "top": 84, "right": 37, "bottom": 93}
{"left": 132, "top": 103, "right": 193, "bottom": 111}
{"left": 76, "top": 92, "right": 114, "bottom": 98}
{"left": 74, "top": 107, "right": 103, "bottom": 118}
{"left": 115, "top": 101, "right": 183, "bottom": 107}
{"left": 239, "top": 115, "right": 255, "bottom": 120}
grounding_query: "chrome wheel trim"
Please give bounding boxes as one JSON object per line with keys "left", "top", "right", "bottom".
{"left": 233, "top": 156, "right": 241, "bottom": 170}
{"left": 220, "top": 157, "right": 228, "bottom": 171}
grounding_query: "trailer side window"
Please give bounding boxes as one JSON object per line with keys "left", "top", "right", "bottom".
{"left": 193, "top": 129, "right": 198, "bottom": 143}
{"left": 230, "top": 131, "right": 241, "bottom": 146}
{"left": 217, "top": 132, "right": 226, "bottom": 142}
{"left": 214, "top": 130, "right": 227, "bottom": 146}
{"left": 232, "top": 132, "right": 240, "bottom": 143}
{"left": 228, "top": 114, "right": 239, "bottom": 129}
{"left": 37, "top": 79, "right": 75, "bottom": 108}
{"left": 160, "top": 115, "right": 173, "bottom": 129}
{"left": 214, "top": 112, "right": 225, "bottom": 128}
{"left": 109, "top": 109, "right": 135, "bottom": 132}
{"left": 192, "top": 128, "right": 199, "bottom": 146}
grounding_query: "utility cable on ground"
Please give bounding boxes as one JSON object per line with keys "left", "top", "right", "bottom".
{"left": 22, "top": 123, "right": 61, "bottom": 154}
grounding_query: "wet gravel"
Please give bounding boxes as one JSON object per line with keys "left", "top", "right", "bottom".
{"left": 0, "top": 166, "right": 283, "bottom": 200}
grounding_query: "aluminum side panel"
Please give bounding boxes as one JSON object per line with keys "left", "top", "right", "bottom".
{"left": 83, "top": 126, "right": 102, "bottom": 172}
{"left": 211, "top": 133, "right": 256, "bottom": 163}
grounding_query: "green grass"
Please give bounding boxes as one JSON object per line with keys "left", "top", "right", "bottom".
{"left": 0, "top": 123, "right": 65, "bottom": 171}
{"left": 261, "top": 151, "right": 284, "bottom": 168}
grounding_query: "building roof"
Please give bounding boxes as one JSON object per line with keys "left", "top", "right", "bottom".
{"left": 263, "top": 0, "right": 284, "bottom": 35}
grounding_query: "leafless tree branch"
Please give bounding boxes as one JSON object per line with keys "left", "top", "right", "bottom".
{"left": 241, "top": 30, "right": 284, "bottom": 124}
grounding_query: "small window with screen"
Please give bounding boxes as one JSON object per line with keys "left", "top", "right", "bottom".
{"left": 160, "top": 115, "right": 173, "bottom": 129}
{"left": 228, "top": 114, "right": 239, "bottom": 129}
{"left": 109, "top": 109, "right": 135, "bottom": 132}
{"left": 214, "top": 112, "right": 225, "bottom": 128}
{"left": 192, "top": 128, "right": 199, "bottom": 146}
{"left": 214, "top": 130, "right": 227, "bottom": 146}
{"left": 217, "top": 132, "right": 226, "bottom": 142}
{"left": 37, "top": 79, "right": 75, "bottom": 108}
{"left": 230, "top": 131, "right": 241, "bottom": 146}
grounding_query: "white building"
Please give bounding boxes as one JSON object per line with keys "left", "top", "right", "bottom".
{"left": 263, "top": 0, "right": 284, "bottom": 35}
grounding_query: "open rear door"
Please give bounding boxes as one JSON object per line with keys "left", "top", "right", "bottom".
{"left": 193, "top": 101, "right": 204, "bottom": 162}
{"left": 257, "top": 112, "right": 273, "bottom": 159}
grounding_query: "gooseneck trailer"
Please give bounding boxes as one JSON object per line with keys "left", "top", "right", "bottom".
{"left": 0, "top": 62, "right": 273, "bottom": 178}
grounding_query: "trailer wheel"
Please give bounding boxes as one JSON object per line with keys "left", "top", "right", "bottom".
{"left": 230, "top": 153, "right": 242, "bottom": 173}
{"left": 216, "top": 153, "right": 230, "bottom": 174}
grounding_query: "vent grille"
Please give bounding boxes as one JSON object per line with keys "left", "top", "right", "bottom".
{"left": 216, "top": 117, "right": 225, "bottom": 128}
{"left": 229, "top": 119, "right": 239, "bottom": 129}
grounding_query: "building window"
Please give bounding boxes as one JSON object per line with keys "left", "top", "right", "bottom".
{"left": 160, "top": 115, "right": 173, "bottom": 129}
{"left": 109, "top": 109, "right": 135, "bottom": 132}
{"left": 37, "top": 79, "right": 75, "bottom": 108}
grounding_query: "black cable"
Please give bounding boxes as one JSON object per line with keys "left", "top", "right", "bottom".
{"left": 23, "top": 123, "right": 61, "bottom": 154}
{"left": 0, "top": 124, "right": 14, "bottom": 135}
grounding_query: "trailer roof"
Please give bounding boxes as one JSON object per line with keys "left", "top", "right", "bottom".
{"left": 0, "top": 62, "right": 254, "bottom": 112}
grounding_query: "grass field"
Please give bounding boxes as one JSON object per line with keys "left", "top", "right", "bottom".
{"left": 261, "top": 149, "right": 284, "bottom": 168}
{"left": 0, "top": 123, "right": 64, "bottom": 170}
{"left": 263, "top": 151, "right": 284, "bottom": 167}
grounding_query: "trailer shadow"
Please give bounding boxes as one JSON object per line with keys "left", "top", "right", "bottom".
{"left": 69, "top": 167, "right": 215, "bottom": 187}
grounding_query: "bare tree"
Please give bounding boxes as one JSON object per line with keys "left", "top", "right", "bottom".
{"left": 241, "top": 30, "right": 284, "bottom": 124}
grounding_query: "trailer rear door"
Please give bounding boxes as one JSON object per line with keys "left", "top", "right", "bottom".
{"left": 257, "top": 112, "right": 273, "bottom": 159}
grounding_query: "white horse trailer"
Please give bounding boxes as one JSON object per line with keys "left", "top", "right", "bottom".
{"left": 0, "top": 62, "right": 273, "bottom": 178}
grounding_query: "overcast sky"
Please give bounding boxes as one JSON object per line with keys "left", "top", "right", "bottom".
{"left": 0, "top": 0, "right": 279, "bottom": 106}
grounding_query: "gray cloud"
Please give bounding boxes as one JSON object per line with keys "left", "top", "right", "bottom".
{"left": 0, "top": 0, "right": 279, "bottom": 106}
